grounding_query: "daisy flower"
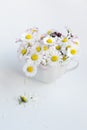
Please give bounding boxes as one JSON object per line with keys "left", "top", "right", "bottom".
{"left": 60, "top": 55, "right": 71, "bottom": 65}
{"left": 40, "top": 45, "right": 50, "bottom": 66}
{"left": 48, "top": 51, "right": 61, "bottom": 66}
{"left": 61, "top": 37, "right": 68, "bottom": 43}
{"left": 21, "top": 32, "right": 33, "bottom": 42}
{"left": 55, "top": 44, "right": 62, "bottom": 51}
{"left": 67, "top": 47, "right": 78, "bottom": 57}
{"left": 19, "top": 41, "right": 33, "bottom": 49}
{"left": 61, "top": 55, "right": 68, "bottom": 61}
{"left": 41, "top": 45, "right": 50, "bottom": 56}
{"left": 40, "top": 52, "right": 50, "bottom": 66}
{"left": 17, "top": 44, "right": 29, "bottom": 60}
{"left": 72, "top": 37, "right": 79, "bottom": 46}
{"left": 27, "top": 53, "right": 42, "bottom": 65}
{"left": 20, "top": 27, "right": 39, "bottom": 44}
{"left": 23, "top": 62, "right": 37, "bottom": 77}
{"left": 35, "top": 45, "right": 41, "bottom": 53}
{"left": 61, "top": 41, "right": 71, "bottom": 51}
{"left": 48, "top": 45, "right": 61, "bottom": 55}
{"left": 46, "top": 29, "right": 57, "bottom": 35}
{"left": 42, "top": 36, "right": 56, "bottom": 45}
{"left": 42, "top": 45, "right": 49, "bottom": 51}
{"left": 26, "top": 27, "right": 39, "bottom": 34}
{"left": 33, "top": 43, "right": 42, "bottom": 53}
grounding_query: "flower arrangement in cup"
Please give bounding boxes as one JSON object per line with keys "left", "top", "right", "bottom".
{"left": 16, "top": 27, "right": 79, "bottom": 77}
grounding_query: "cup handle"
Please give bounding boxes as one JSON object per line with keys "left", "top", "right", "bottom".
{"left": 66, "top": 59, "right": 79, "bottom": 73}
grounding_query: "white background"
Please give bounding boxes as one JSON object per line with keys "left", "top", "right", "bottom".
{"left": 0, "top": 0, "right": 87, "bottom": 130}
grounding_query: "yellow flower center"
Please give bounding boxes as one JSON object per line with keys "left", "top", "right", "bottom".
{"left": 56, "top": 45, "right": 61, "bottom": 50}
{"left": 25, "top": 34, "right": 32, "bottom": 39}
{"left": 43, "top": 45, "right": 48, "bottom": 51}
{"left": 70, "top": 49, "right": 77, "bottom": 55}
{"left": 66, "top": 45, "right": 71, "bottom": 50}
{"left": 21, "top": 49, "right": 27, "bottom": 55}
{"left": 31, "top": 54, "right": 38, "bottom": 61}
{"left": 32, "top": 29, "right": 37, "bottom": 33}
{"left": 62, "top": 56, "right": 67, "bottom": 61}
{"left": 36, "top": 46, "right": 41, "bottom": 52}
{"left": 47, "top": 30, "right": 52, "bottom": 34}
{"left": 46, "top": 38, "right": 53, "bottom": 44}
{"left": 27, "top": 66, "right": 33, "bottom": 72}
{"left": 20, "top": 96, "right": 28, "bottom": 102}
{"left": 74, "top": 42, "right": 79, "bottom": 45}
{"left": 51, "top": 55, "right": 58, "bottom": 62}
{"left": 62, "top": 38, "right": 68, "bottom": 43}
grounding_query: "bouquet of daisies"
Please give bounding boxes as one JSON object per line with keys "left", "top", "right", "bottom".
{"left": 16, "top": 27, "right": 79, "bottom": 77}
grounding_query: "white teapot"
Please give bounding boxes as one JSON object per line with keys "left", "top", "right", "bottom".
{"left": 34, "top": 59, "right": 79, "bottom": 83}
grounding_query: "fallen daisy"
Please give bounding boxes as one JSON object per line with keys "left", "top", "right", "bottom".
{"left": 18, "top": 96, "right": 28, "bottom": 104}
{"left": 18, "top": 93, "right": 38, "bottom": 105}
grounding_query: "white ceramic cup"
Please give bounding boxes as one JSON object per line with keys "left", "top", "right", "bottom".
{"left": 34, "top": 59, "right": 79, "bottom": 83}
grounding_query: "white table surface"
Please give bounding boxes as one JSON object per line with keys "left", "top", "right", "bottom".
{"left": 0, "top": 0, "right": 87, "bottom": 130}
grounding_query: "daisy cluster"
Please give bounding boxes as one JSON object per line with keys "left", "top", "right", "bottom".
{"left": 17, "top": 27, "right": 79, "bottom": 77}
